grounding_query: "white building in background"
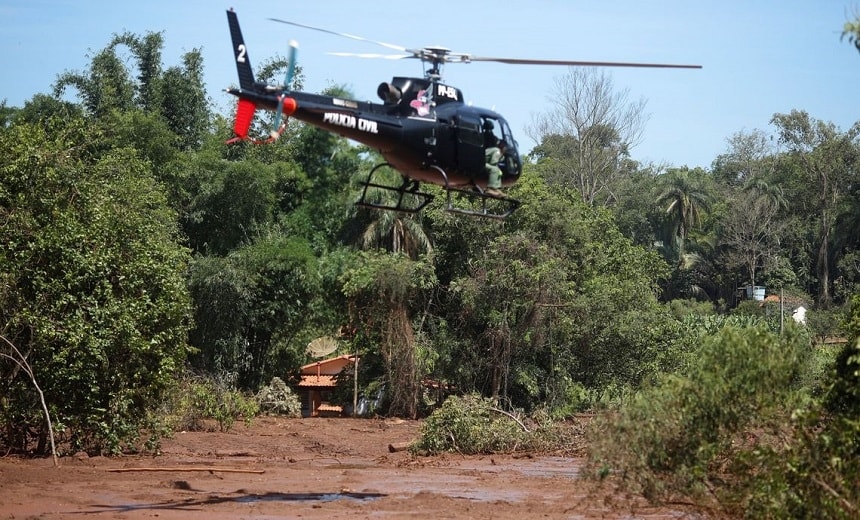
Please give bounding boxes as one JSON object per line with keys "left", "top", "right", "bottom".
{"left": 792, "top": 305, "right": 807, "bottom": 324}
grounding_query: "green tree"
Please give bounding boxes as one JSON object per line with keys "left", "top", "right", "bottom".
{"left": 443, "top": 174, "right": 673, "bottom": 412}
{"left": 358, "top": 193, "right": 433, "bottom": 259}
{"left": 53, "top": 30, "right": 210, "bottom": 150}
{"left": 0, "top": 99, "right": 16, "bottom": 127}
{"left": 720, "top": 188, "right": 784, "bottom": 290}
{"left": 611, "top": 164, "right": 664, "bottom": 247}
{"left": 771, "top": 110, "right": 860, "bottom": 306}
{"left": 656, "top": 167, "right": 712, "bottom": 259}
{"left": 12, "top": 93, "right": 84, "bottom": 127}
{"left": 54, "top": 45, "right": 135, "bottom": 117}
{"left": 187, "top": 234, "right": 320, "bottom": 389}
{"left": 159, "top": 49, "right": 210, "bottom": 150}
{"left": 0, "top": 118, "right": 191, "bottom": 454}
{"left": 340, "top": 252, "right": 437, "bottom": 418}
{"left": 711, "top": 129, "right": 776, "bottom": 187}
{"left": 843, "top": 11, "right": 860, "bottom": 53}
{"left": 181, "top": 154, "right": 285, "bottom": 256}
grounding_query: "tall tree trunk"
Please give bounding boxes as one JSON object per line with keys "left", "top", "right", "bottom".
{"left": 383, "top": 305, "right": 419, "bottom": 419}
{"left": 818, "top": 210, "right": 832, "bottom": 307}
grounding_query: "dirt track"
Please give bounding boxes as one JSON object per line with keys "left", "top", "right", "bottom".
{"left": 0, "top": 416, "right": 697, "bottom": 519}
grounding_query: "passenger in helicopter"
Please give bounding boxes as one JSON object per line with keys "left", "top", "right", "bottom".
{"left": 482, "top": 119, "right": 497, "bottom": 147}
{"left": 484, "top": 138, "right": 506, "bottom": 197}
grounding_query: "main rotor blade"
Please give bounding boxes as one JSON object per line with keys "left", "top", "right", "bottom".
{"left": 328, "top": 52, "right": 412, "bottom": 60}
{"left": 268, "top": 17, "right": 701, "bottom": 70}
{"left": 268, "top": 18, "right": 409, "bottom": 53}
{"left": 468, "top": 56, "right": 702, "bottom": 69}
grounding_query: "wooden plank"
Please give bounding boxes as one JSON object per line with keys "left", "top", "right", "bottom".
{"left": 107, "top": 467, "right": 264, "bottom": 474}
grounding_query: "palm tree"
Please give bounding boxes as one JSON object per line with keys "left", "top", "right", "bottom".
{"left": 355, "top": 165, "right": 433, "bottom": 259}
{"left": 360, "top": 209, "right": 432, "bottom": 259}
{"left": 656, "top": 167, "right": 712, "bottom": 259}
{"left": 743, "top": 176, "right": 787, "bottom": 211}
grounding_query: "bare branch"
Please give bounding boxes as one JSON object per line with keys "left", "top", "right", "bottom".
{"left": 0, "top": 335, "right": 58, "bottom": 466}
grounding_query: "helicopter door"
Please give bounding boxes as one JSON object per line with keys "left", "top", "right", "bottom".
{"left": 455, "top": 113, "right": 485, "bottom": 174}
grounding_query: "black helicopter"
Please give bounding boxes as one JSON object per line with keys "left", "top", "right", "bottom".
{"left": 225, "top": 9, "right": 700, "bottom": 218}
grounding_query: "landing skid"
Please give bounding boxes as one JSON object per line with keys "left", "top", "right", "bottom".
{"left": 356, "top": 163, "right": 434, "bottom": 214}
{"left": 356, "top": 163, "right": 520, "bottom": 219}
{"left": 445, "top": 185, "right": 521, "bottom": 220}
{"left": 425, "top": 165, "right": 520, "bottom": 219}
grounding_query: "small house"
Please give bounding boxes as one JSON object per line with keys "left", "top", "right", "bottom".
{"left": 762, "top": 294, "right": 809, "bottom": 324}
{"left": 296, "top": 354, "right": 357, "bottom": 417}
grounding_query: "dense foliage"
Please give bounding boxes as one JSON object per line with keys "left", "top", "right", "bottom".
{"left": 586, "top": 323, "right": 810, "bottom": 508}
{"left": 0, "top": 118, "right": 190, "bottom": 454}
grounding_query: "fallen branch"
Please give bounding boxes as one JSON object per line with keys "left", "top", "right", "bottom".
{"left": 108, "top": 467, "right": 265, "bottom": 474}
{"left": 490, "top": 407, "right": 530, "bottom": 433}
{"left": 214, "top": 449, "right": 260, "bottom": 457}
{"left": 388, "top": 442, "right": 411, "bottom": 453}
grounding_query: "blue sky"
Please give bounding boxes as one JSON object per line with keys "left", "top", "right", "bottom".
{"left": 1, "top": 1, "right": 858, "bottom": 169}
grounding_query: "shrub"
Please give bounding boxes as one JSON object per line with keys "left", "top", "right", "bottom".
{"left": 159, "top": 373, "right": 259, "bottom": 433}
{"left": 742, "top": 299, "right": 860, "bottom": 518}
{"left": 585, "top": 324, "right": 809, "bottom": 513}
{"left": 412, "top": 394, "right": 584, "bottom": 455}
{"left": 412, "top": 394, "right": 526, "bottom": 454}
{"left": 256, "top": 377, "right": 302, "bottom": 417}
{"left": 744, "top": 408, "right": 860, "bottom": 519}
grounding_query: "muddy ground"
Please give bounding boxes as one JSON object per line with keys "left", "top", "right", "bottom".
{"left": 0, "top": 416, "right": 703, "bottom": 519}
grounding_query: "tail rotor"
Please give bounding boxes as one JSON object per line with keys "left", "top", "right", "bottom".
{"left": 269, "top": 40, "right": 298, "bottom": 141}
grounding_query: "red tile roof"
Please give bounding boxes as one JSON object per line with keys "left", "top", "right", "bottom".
{"left": 297, "top": 374, "right": 339, "bottom": 388}
{"left": 299, "top": 354, "right": 357, "bottom": 375}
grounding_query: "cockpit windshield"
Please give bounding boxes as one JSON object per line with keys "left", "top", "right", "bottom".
{"left": 481, "top": 116, "right": 517, "bottom": 152}
{"left": 480, "top": 115, "right": 521, "bottom": 177}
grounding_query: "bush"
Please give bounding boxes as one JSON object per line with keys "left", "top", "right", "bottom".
{"left": 256, "top": 377, "right": 302, "bottom": 417}
{"left": 742, "top": 299, "right": 860, "bottom": 519}
{"left": 744, "top": 409, "right": 860, "bottom": 519}
{"left": 159, "top": 373, "right": 259, "bottom": 433}
{"left": 412, "top": 394, "right": 584, "bottom": 455}
{"left": 412, "top": 394, "right": 524, "bottom": 454}
{"left": 666, "top": 298, "right": 715, "bottom": 320}
{"left": 585, "top": 324, "right": 809, "bottom": 513}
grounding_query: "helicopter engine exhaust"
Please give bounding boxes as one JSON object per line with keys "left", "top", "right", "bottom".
{"left": 377, "top": 82, "right": 402, "bottom": 104}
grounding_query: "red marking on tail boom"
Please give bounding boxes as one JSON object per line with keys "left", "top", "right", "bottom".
{"left": 227, "top": 96, "right": 299, "bottom": 144}
{"left": 233, "top": 98, "right": 257, "bottom": 139}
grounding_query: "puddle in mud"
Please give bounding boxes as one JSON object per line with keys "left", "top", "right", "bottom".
{"left": 515, "top": 456, "right": 582, "bottom": 479}
{"left": 235, "top": 491, "right": 384, "bottom": 504}
{"left": 89, "top": 490, "right": 384, "bottom": 513}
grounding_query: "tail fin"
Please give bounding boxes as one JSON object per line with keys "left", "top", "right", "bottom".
{"left": 227, "top": 9, "right": 255, "bottom": 90}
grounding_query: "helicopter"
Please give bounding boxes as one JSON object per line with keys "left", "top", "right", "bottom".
{"left": 224, "top": 9, "right": 700, "bottom": 219}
